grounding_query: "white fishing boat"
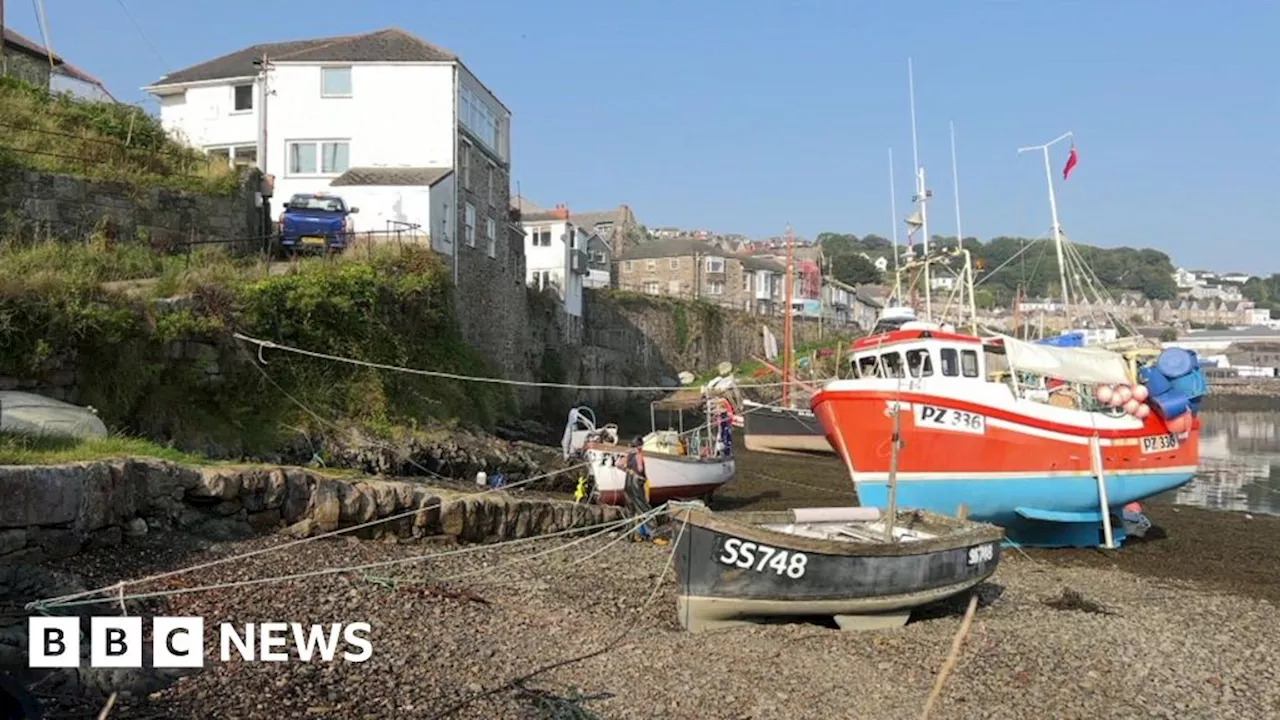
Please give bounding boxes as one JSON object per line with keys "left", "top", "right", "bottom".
{"left": 562, "top": 391, "right": 737, "bottom": 505}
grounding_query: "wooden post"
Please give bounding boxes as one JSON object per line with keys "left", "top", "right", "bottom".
{"left": 1090, "top": 434, "right": 1115, "bottom": 549}
{"left": 920, "top": 593, "right": 980, "bottom": 720}
{"left": 883, "top": 405, "right": 901, "bottom": 543}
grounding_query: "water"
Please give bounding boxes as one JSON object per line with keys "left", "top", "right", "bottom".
{"left": 1171, "top": 410, "right": 1280, "bottom": 516}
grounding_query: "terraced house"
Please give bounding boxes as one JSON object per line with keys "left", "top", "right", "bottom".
{"left": 616, "top": 239, "right": 787, "bottom": 313}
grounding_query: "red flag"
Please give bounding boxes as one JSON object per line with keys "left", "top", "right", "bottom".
{"left": 1062, "top": 145, "right": 1078, "bottom": 180}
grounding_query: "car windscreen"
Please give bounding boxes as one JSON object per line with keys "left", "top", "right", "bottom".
{"left": 288, "top": 195, "right": 345, "bottom": 212}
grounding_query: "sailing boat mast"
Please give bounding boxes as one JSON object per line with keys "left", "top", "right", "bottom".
{"left": 908, "top": 59, "right": 932, "bottom": 321}
{"left": 1017, "top": 131, "right": 1074, "bottom": 327}
{"left": 781, "top": 225, "right": 795, "bottom": 408}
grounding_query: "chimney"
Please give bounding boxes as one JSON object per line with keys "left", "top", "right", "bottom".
{"left": 552, "top": 203, "right": 569, "bottom": 220}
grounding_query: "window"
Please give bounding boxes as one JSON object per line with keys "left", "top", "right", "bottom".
{"left": 940, "top": 348, "right": 959, "bottom": 377}
{"left": 530, "top": 228, "right": 551, "bottom": 247}
{"left": 232, "top": 84, "right": 253, "bottom": 112}
{"left": 707, "top": 281, "right": 725, "bottom": 296}
{"left": 459, "top": 85, "right": 502, "bottom": 155}
{"left": 623, "top": 261, "right": 633, "bottom": 272}
{"left": 231, "top": 145, "right": 257, "bottom": 167}
{"left": 669, "top": 257, "right": 680, "bottom": 270}
{"left": 961, "top": 349, "right": 980, "bottom": 378}
{"left": 906, "top": 349, "right": 934, "bottom": 378}
{"left": 857, "top": 356, "right": 879, "bottom": 378}
{"left": 486, "top": 161, "right": 496, "bottom": 207}
{"left": 465, "top": 203, "right": 476, "bottom": 247}
{"left": 286, "top": 140, "right": 349, "bottom": 176}
{"left": 743, "top": 273, "right": 752, "bottom": 293}
{"left": 321, "top": 67, "right": 352, "bottom": 97}
{"left": 643, "top": 281, "right": 660, "bottom": 296}
{"left": 460, "top": 141, "right": 471, "bottom": 189}
{"left": 881, "top": 352, "right": 905, "bottom": 378}
{"left": 485, "top": 218, "right": 496, "bottom": 257}
{"left": 646, "top": 259, "right": 657, "bottom": 271}
{"left": 208, "top": 148, "right": 231, "bottom": 164}
{"left": 706, "top": 257, "right": 725, "bottom": 273}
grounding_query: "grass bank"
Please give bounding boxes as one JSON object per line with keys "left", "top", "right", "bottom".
{"left": 0, "top": 239, "right": 514, "bottom": 457}
{"left": 0, "top": 431, "right": 206, "bottom": 466}
{"left": 0, "top": 77, "right": 238, "bottom": 195}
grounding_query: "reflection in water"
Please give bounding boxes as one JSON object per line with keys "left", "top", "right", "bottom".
{"left": 1173, "top": 411, "right": 1280, "bottom": 516}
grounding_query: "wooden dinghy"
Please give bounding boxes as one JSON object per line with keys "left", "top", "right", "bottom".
{"left": 670, "top": 503, "right": 1004, "bottom": 632}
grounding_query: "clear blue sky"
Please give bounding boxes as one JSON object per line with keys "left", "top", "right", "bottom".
{"left": 10, "top": 0, "right": 1278, "bottom": 270}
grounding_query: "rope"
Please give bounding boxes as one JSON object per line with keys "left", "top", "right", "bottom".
{"left": 425, "top": 512, "right": 690, "bottom": 720}
{"left": 367, "top": 504, "right": 669, "bottom": 588}
{"left": 233, "top": 332, "right": 791, "bottom": 391}
{"left": 28, "top": 460, "right": 591, "bottom": 610}
{"left": 30, "top": 508, "right": 642, "bottom": 611}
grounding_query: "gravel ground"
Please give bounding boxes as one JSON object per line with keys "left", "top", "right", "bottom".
{"left": 32, "top": 518, "right": 1280, "bottom": 720}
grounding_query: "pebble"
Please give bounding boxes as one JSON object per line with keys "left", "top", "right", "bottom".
{"left": 29, "top": 529, "right": 1280, "bottom": 719}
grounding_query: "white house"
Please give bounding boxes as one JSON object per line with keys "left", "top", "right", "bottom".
{"left": 520, "top": 205, "right": 595, "bottom": 317}
{"left": 142, "top": 28, "right": 511, "bottom": 262}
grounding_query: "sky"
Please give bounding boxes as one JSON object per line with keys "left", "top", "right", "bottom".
{"left": 8, "top": 0, "right": 1279, "bottom": 271}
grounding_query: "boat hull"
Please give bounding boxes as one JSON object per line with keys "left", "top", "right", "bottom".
{"left": 741, "top": 401, "right": 834, "bottom": 456}
{"left": 811, "top": 389, "right": 1199, "bottom": 547}
{"left": 673, "top": 507, "right": 1002, "bottom": 631}
{"left": 584, "top": 444, "right": 735, "bottom": 505}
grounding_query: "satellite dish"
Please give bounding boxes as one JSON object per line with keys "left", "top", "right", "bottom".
{"left": 717, "top": 361, "right": 733, "bottom": 377}
{"left": 677, "top": 371, "right": 695, "bottom": 385}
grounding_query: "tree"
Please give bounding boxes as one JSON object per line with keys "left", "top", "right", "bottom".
{"left": 831, "top": 253, "right": 882, "bottom": 286}
{"left": 817, "top": 233, "right": 858, "bottom": 258}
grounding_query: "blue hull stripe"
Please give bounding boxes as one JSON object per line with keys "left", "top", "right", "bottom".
{"left": 855, "top": 472, "right": 1194, "bottom": 529}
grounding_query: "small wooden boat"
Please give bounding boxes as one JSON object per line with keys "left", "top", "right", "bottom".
{"left": 671, "top": 503, "right": 1004, "bottom": 632}
{"left": 563, "top": 391, "right": 737, "bottom": 506}
{"left": 740, "top": 399, "right": 834, "bottom": 456}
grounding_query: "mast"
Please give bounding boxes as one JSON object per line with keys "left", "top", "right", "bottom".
{"left": 951, "top": 121, "right": 977, "bottom": 334}
{"left": 889, "top": 147, "right": 902, "bottom": 302}
{"left": 782, "top": 225, "right": 795, "bottom": 407}
{"left": 1017, "top": 131, "right": 1073, "bottom": 327}
{"left": 908, "top": 59, "right": 932, "bottom": 321}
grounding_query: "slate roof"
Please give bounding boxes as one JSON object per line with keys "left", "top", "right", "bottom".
{"left": 4, "top": 29, "right": 115, "bottom": 99}
{"left": 618, "top": 238, "right": 727, "bottom": 261}
{"left": 329, "top": 167, "right": 452, "bottom": 187}
{"left": 146, "top": 28, "right": 457, "bottom": 87}
{"left": 739, "top": 255, "right": 785, "bottom": 273}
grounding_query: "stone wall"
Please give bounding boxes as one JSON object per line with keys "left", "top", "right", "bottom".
{"left": 0, "top": 459, "right": 624, "bottom": 564}
{"left": 451, "top": 135, "right": 529, "bottom": 383}
{"left": 0, "top": 167, "right": 264, "bottom": 251}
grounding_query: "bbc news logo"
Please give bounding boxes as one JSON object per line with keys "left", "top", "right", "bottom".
{"left": 28, "top": 617, "right": 372, "bottom": 668}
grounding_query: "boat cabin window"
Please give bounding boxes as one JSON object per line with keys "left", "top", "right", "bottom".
{"left": 961, "top": 350, "right": 979, "bottom": 378}
{"left": 881, "top": 352, "right": 905, "bottom": 378}
{"left": 856, "top": 356, "right": 878, "bottom": 378}
{"left": 906, "top": 348, "right": 933, "bottom": 377}
{"left": 939, "top": 348, "right": 959, "bottom": 377}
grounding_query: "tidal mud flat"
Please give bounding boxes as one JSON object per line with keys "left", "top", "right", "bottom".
{"left": 16, "top": 446, "right": 1280, "bottom": 719}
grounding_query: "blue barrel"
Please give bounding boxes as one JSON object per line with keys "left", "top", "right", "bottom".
{"left": 1156, "top": 348, "right": 1198, "bottom": 379}
{"left": 1138, "top": 366, "right": 1172, "bottom": 396}
{"left": 1169, "top": 368, "right": 1207, "bottom": 400}
{"left": 1149, "top": 389, "right": 1190, "bottom": 420}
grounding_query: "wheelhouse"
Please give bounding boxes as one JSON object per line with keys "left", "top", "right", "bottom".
{"left": 849, "top": 324, "right": 988, "bottom": 382}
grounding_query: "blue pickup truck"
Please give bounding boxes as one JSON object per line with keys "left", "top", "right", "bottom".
{"left": 277, "top": 192, "right": 359, "bottom": 252}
